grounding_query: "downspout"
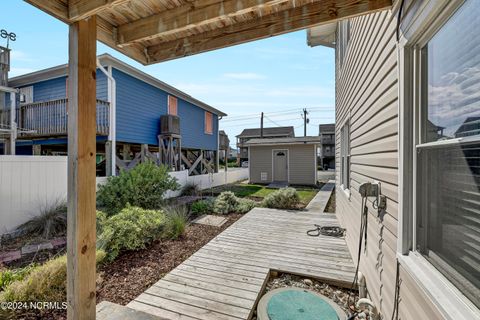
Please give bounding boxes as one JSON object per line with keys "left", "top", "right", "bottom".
{"left": 97, "top": 61, "right": 116, "bottom": 176}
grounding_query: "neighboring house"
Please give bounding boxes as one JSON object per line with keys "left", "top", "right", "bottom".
{"left": 236, "top": 126, "right": 295, "bottom": 164}
{"left": 246, "top": 137, "right": 319, "bottom": 186}
{"left": 218, "top": 130, "right": 230, "bottom": 161}
{"left": 308, "top": 0, "right": 480, "bottom": 319}
{"left": 318, "top": 123, "right": 335, "bottom": 169}
{"left": 0, "top": 54, "right": 226, "bottom": 175}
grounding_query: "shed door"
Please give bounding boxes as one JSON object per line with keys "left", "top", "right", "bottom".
{"left": 273, "top": 150, "right": 288, "bottom": 182}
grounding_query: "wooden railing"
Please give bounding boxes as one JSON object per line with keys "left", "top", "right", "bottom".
{"left": 0, "top": 99, "right": 110, "bottom": 137}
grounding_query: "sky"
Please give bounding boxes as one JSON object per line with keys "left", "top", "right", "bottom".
{"left": 1, "top": 1, "right": 335, "bottom": 147}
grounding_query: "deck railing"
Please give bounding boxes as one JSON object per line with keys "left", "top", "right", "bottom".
{"left": 0, "top": 98, "right": 110, "bottom": 137}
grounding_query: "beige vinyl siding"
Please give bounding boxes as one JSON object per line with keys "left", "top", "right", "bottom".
{"left": 335, "top": 9, "right": 420, "bottom": 319}
{"left": 288, "top": 144, "right": 316, "bottom": 185}
{"left": 249, "top": 146, "right": 273, "bottom": 184}
{"left": 249, "top": 144, "right": 316, "bottom": 185}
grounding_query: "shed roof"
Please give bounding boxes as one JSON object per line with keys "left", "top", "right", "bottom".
{"left": 9, "top": 53, "right": 226, "bottom": 116}
{"left": 237, "top": 126, "right": 294, "bottom": 138}
{"left": 25, "top": 0, "right": 391, "bottom": 65}
{"left": 245, "top": 136, "right": 320, "bottom": 146}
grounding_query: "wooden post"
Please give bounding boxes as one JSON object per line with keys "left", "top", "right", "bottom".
{"left": 33, "top": 144, "right": 41, "bottom": 155}
{"left": 67, "top": 16, "right": 97, "bottom": 320}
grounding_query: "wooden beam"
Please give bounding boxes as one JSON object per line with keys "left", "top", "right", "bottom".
{"left": 67, "top": 15, "right": 97, "bottom": 320}
{"left": 146, "top": 0, "right": 392, "bottom": 63}
{"left": 117, "top": 0, "right": 278, "bottom": 46}
{"left": 69, "top": 0, "right": 129, "bottom": 21}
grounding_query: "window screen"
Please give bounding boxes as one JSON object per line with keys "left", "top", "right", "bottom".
{"left": 340, "top": 121, "right": 350, "bottom": 189}
{"left": 416, "top": 0, "right": 480, "bottom": 308}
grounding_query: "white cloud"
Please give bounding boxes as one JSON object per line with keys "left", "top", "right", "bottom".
{"left": 223, "top": 72, "right": 266, "bottom": 80}
{"left": 10, "top": 50, "right": 35, "bottom": 62}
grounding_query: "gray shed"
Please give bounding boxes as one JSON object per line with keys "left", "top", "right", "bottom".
{"left": 245, "top": 137, "right": 320, "bottom": 186}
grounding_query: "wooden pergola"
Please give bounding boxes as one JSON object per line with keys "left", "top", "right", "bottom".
{"left": 24, "top": 0, "right": 391, "bottom": 318}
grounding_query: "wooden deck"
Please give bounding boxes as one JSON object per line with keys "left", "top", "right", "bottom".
{"left": 127, "top": 208, "right": 355, "bottom": 320}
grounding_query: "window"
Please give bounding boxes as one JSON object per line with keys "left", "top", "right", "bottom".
{"left": 204, "top": 111, "right": 213, "bottom": 134}
{"left": 340, "top": 121, "right": 350, "bottom": 189}
{"left": 168, "top": 95, "right": 177, "bottom": 115}
{"left": 415, "top": 0, "right": 480, "bottom": 308}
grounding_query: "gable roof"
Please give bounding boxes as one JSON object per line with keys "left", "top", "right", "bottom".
{"left": 245, "top": 136, "right": 320, "bottom": 146}
{"left": 8, "top": 53, "right": 226, "bottom": 117}
{"left": 236, "top": 126, "right": 295, "bottom": 138}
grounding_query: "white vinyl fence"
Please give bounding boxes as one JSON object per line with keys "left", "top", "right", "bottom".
{"left": 0, "top": 156, "right": 68, "bottom": 235}
{"left": 0, "top": 156, "right": 248, "bottom": 234}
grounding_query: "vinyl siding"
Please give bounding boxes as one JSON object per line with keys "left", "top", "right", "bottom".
{"left": 335, "top": 8, "right": 457, "bottom": 319}
{"left": 335, "top": 10, "right": 402, "bottom": 319}
{"left": 26, "top": 71, "right": 108, "bottom": 102}
{"left": 113, "top": 68, "right": 218, "bottom": 149}
{"left": 249, "top": 144, "right": 316, "bottom": 185}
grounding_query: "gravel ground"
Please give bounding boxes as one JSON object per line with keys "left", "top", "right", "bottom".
{"left": 251, "top": 273, "right": 357, "bottom": 319}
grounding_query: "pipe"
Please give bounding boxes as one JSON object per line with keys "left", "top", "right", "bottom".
{"left": 97, "top": 60, "right": 116, "bottom": 176}
{"left": 358, "top": 271, "right": 367, "bottom": 298}
{"left": 356, "top": 298, "right": 379, "bottom": 320}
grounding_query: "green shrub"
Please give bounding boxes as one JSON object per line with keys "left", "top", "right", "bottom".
{"left": 96, "top": 210, "right": 108, "bottom": 234}
{"left": 181, "top": 183, "right": 201, "bottom": 197}
{"left": 262, "top": 187, "right": 300, "bottom": 209}
{"left": 0, "top": 251, "right": 105, "bottom": 303}
{"left": 97, "top": 162, "right": 179, "bottom": 215}
{"left": 0, "top": 265, "right": 36, "bottom": 292}
{"left": 97, "top": 206, "right": 166, "bottom": 261}
{"left": 213, "top": 191, "right": 239, "bottom": 214}
{"left": 15, "top": 198, "right": 67, "bottom": 238}
{"left": 236, "top": 198, "right": 256, "bottom": 213}
{"left": 163, "top": 206, "right": 188, "bottom": 239}
{"left": 190, "top": 199, "right": 213, "bottom": 216}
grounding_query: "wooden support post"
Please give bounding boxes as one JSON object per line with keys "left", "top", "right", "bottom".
{"left": 122, "top": 144, "right": 130, "bottom": 160}
{"left": 67, "top": 16, "right": 97, "bottom": 320}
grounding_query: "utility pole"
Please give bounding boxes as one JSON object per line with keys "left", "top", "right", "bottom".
{"left": 260, "top": 112, "right": 264, "bottom": 138}
{"left": 302, "top": 108, "right": 309, "bottom": 137}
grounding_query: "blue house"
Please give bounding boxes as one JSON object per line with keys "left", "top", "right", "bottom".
{"left": 1, "top": 54, "right": 226, "bottom": 175}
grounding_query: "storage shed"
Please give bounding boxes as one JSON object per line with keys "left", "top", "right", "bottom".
{"left": 246, "top": 136, "right": 320, "bottom": 186}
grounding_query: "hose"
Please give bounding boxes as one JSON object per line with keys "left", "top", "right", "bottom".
{"left": 306, "top": 225, "right": 345, "bottom": 237}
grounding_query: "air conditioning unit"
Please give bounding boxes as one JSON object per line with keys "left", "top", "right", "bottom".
{"left": 160, "top": 115, "right": 180, "bottom": 135}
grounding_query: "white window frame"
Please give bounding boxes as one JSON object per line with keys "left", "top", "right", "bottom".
{"left": 397, "top": 0, "right": 480, "bottom": 318}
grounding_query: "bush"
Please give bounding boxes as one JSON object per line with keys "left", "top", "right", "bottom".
{"left": 181, "top": 183, "right": 201, "bottom": 197}
{"left": 15, "top": 198, "right": 67, "bottom": 239}
{"left": 236, "top": 198, "right": 256, "bottom": 213}
{"left": 97, "top": 162, "right": 179, "bottom": 215}
{"left": 163, "top": 206, "right": 188, "bottom": 239}
{"left": 190, "top": 199, "right": 213, "bottom": 216}
{"left": 0, "top": 251, "right": 105, "bottom": 303}
{"left": 213, "top": 192, "right": 256, "bottom": 214}
{"left": 213, "top": 191, "right": 239, "bottom": 214}
{"left": 262, "top": 187, "right": 300, "bottom": 209}
{"left": 96, "top": 210, "right": 108, "bottom": 234}
{"left": 0, "top": 265, "right": 36, "bottom": 292}
{"left": 97, "top": 206, "right": 166, "bottom": 261}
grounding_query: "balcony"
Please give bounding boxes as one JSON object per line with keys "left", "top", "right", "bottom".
{"left": 0, "top": 98, "right": 110, "bottom": 138}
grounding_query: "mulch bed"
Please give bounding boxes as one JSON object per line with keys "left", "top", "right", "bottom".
{"left": 3, "top": 214, "right": 242, "bottom": 320}
{"left": 96, "top": 213, "right": 242, "bottom": 305}
{"left": 324, "top": 188, "right": 336, "bottom": 213}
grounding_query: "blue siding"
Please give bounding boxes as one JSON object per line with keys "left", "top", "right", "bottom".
{"left": 113, "top": 68, "right": 218, "bottom": 149}
{"left": 24, "top": 70, "right": 108, "bottom": 102}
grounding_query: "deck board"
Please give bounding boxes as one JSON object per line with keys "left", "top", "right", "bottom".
{"left": 128, "top": 207, "right": 355, "bottom": 320}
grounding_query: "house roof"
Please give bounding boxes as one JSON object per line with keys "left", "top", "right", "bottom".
{"left": 245, "top": 136, "right": 320, "bottom": 146}
{"left": 8, "top": 53, "right": 226, "bottom": 117}
{"left": 236, "top": 126, "right": 294, "bottom": 138}
{"left": 319, "top": 123, "right": 335, "bottom": 134}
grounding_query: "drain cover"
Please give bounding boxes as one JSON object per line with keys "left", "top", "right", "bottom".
{"left": 257, "top": 287, "right": 345, "bottom": 320}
